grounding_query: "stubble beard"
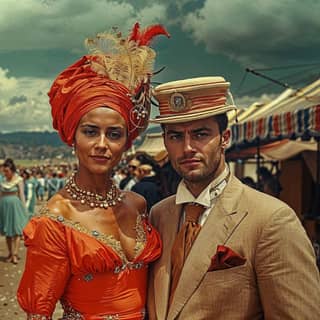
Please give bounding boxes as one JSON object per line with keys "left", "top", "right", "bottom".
{"left": 179, "top": 151, "right": 223, "bottom": 186}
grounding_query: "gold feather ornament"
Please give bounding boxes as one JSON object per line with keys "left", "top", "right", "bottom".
{"left": 85, "top": 23, "right": 169, "bottom": 134}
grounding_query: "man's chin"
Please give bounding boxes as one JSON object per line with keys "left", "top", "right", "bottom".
{"left": 182, "top": 170, "right": 203, "bottom": 182}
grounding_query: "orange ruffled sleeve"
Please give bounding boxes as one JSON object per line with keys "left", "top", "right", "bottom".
{"left": 17, "top": 216, "right": 70, "bottom": 318}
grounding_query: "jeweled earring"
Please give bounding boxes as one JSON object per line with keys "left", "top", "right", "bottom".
{"left": 71, "top": 143, "right": 75, "bottom": 155}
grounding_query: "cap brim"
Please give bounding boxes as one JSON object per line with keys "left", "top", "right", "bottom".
{"left": 150, "top": 105, "right": 237, "bottom": 124}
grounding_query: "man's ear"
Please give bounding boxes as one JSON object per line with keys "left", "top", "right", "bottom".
{"left": 221, "top": 129, "right": 231, "bottom": 149}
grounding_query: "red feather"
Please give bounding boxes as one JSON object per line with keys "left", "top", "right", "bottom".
{"left": 128, "top": 22, "right": 140, "bottom": 42}
{"left": 137, "top": 24, "right": 170, "bottom": 46}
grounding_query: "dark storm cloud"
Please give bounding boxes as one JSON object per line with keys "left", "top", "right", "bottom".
{"left": 0, "top": 0, "right": 317, "bottom": 133}
{"left": 9, "top": 95, "right": 28, "bottom": 105}
{"left": 0, "top": 1, "right": 133, "bottom": 51}
{"left": 182, "top": 0, "right": 320, "bottom": 66}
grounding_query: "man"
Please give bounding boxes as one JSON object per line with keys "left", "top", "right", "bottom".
{"left": 132, "top": 164, "right": 161, "bottom": 212}
{"left": 147, "top": 76, "right": 320, "bottom": 319}
{"left": 154, "top": 150, "right": 169, "bottom": 168}
{"left": 154, "top": 150, "right": 181, "bottom": 198}
{"left": 119, "top": 157, "right": 140, "bottom": 190}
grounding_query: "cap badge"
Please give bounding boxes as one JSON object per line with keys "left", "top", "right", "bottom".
{"left": 170, "top": 92, "right": 188, "bottom": 112}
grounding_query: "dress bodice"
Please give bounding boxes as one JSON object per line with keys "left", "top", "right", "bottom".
{"left": 0, "top": 174, "right": 22, "bottom": 193}
{"left": 17, "top": 207, "right": 162, "bottom": 320}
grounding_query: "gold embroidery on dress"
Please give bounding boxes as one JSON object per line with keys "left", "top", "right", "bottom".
{"left": 61, "top": 299, "right": 145, "bottom": 319}
{"left": 134, "top": 213, "right": 147, "bottom": 257}
{"left": 27, "top": 314, "right": 51, "bottom": 320}
{"left": 37, "top": 207, "right": 146, "bottom": 264}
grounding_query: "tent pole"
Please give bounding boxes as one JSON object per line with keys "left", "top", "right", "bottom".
{"left": 317, "top": 136, "right": 320, "bottom": 187}
{"left": 256, "top": 137, "right": 262, "bottom": 191}
{"left": 311, "top": 136, "right": 320, "bottom": 218}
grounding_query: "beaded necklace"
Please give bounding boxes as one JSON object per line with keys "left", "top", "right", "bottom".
{"left": 65, "top": 172, "right": 122, "bottom": 208}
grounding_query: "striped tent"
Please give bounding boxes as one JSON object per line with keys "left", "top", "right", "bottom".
{"left": 231, "top": 104, "right": 320, "bottom": 147}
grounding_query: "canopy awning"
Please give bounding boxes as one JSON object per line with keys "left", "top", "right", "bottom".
{"left": 227, "top": 139, "right": 317, "bottom": 161}
{"left": 136, "top": 133, "right": 165, "bottom": 156}
{"left": 231, "top": 104, "right": 320, "bottom": 147}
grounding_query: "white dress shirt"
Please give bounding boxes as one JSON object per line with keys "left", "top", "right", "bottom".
{"left": 175, "top": 166, "right": 230, "bottom": 226}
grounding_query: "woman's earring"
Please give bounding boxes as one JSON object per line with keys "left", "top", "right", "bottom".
{"left": 72, "top": 144, "right": 75, "bottom": 155}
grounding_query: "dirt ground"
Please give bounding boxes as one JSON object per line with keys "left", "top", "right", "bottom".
{"left": 0, "top": 204, "right": 63, "bottom": 319}
{"left": 0, "top": 237, "right": 26, "bottom": 319}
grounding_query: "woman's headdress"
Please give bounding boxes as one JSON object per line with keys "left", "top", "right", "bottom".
{"left": 48, "top": 22, "right": 169, "bottom": 147}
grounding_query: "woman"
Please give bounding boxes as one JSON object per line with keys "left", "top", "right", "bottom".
{"left": 22, "top": 169, "right": 37, "bottom": 218}
{"left": 0, "top": 158, "right": 27, "bottom": 264}
{"left": 36, "top": 171, "right": 46, "bottom": 201}
{"left": 17, "top": 23, "right": 169, "bottom": 319}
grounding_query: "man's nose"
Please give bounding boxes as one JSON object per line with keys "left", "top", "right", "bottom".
{"left": 183, "top": 135, "right": 195, "bottom": 153}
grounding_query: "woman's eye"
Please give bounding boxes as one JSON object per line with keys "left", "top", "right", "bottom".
{"left": 108, "top": 131, "right": 122, "bottom": 140}
{"left": 83, "top": 128, "right": 97, "bottom": 136}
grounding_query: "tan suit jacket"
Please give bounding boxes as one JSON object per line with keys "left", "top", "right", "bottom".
{"left": 148, "top": 175, "right": 320, "bottom": 319}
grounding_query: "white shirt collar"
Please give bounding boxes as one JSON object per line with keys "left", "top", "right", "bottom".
{"left": 176, "top": 166, "right": 230, "bottom": 208}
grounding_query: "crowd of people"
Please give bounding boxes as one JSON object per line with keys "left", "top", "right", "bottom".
{"left": 0, "top": 155, "right": 285, "bottom": 238}
{"left": 0, "top": 21, "right": 319, "bottom": 320}
{"left": 0, "top": 159, "right": 72, "bottom": 264}
{"left": 240, "top": 165, "right": 283, "bottom": 198}
{"left": 0, "top": 150, "right": 180, "bottom": 218}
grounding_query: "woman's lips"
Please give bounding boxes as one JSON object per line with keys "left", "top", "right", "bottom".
{"left": 90, "top": 156, "right": 110, "bottom": 162}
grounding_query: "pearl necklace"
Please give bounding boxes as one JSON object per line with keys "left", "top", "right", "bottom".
{"left": 65, "top": 173, "right": 123, "bottom": 208}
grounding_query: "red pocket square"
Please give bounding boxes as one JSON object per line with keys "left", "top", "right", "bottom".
{"left": 208, "top": 245, "right": 246, "bottom": 271}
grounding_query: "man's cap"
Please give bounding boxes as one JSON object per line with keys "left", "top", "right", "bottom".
{"left": 139, "top": 164, "right": 153, "bottom": 172}
{"left": 129, "top": 159, "right": 140, "bottom": 167}
{"left": 153, "top": 150, "right": 168, "bottom": 162}
{"left": 138, "top": 164, "right": 155, "bottom": 176}
{"left": 150, "top": 76, "right": 237, "bottom": 124}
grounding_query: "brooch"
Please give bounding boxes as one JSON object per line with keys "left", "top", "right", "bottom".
{"left": 169, "top": 92, "right": 189, "bottom": 112}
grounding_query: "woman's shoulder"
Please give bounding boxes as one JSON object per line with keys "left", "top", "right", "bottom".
{"left": 122, "top": 190, "right": 147, "bottom": 215}
{"left": 46, "top": 191, "right": 73, "bottom": 220}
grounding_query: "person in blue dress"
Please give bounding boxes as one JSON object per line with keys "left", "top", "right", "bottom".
{"left": 0, "top": 158, "right": 28, "bottom": 264}
{"left": 0, "top": 163, "right": 4, "bottom": 183}
{"left": 22, "top": 169, "right": 37, "bottom": 218}
{"left": 36, "top": 171, "right": 46, "bottom": 201}
{"left": 46, "top": 171, "right": 60, "bottom": 200}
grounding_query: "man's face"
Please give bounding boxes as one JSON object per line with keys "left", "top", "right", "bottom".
{"left": 164, "top": 117, "right": 230, "bottom": 188}
{"left": 128, "top": 159, "right": 140, "bottom": 176}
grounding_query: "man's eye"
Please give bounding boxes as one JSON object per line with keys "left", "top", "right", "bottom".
{"left": 194, "top": 132, "right": 208, "bottom": 138}
{"left": 168, "top": 134, "right": 182, "bottom": 140}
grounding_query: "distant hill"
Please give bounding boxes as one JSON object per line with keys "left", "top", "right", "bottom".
{"left": 0, "top": 126, "right": 162, "bottom": 160}
{"left": 0, "top": 131, "right": 69, "bottom": 160}
{"left": 0, "top": 131, "right": 63, "bottom": 147}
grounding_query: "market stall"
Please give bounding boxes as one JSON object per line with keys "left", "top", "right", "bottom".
{"left": 227, "top": 79, "right": 320, "bottom": 221}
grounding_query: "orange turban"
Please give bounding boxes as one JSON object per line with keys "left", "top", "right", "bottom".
{"left": 49, "top": 55, "right": 134, "bottom": 146}
{"left": 48, "top": 23, "right": 169, "bottom": 147}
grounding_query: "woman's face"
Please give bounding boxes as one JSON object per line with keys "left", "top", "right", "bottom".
{"left": 3, "top": 166, "right": 14, "bottom": 180}
{"left": 74, "top": 107, "right": 127, "bottom": 176}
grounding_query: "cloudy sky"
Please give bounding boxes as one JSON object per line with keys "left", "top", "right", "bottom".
{"left": 0, "top": 0, "right": 319, "bottom": 132}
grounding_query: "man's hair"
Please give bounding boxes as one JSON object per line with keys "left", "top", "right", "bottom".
{"left": 161, "top": 113, "right": 229, "bottom": 134}
{"left": 214, "top": 113, "right": 228, "bottom": 134}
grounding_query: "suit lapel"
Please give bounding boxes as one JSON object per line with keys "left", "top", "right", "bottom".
{"left": 154, "top": 201, "right": 182, "bottom": 320}
{"left": 167, "top": 176, "right": 248, "bottom": 320}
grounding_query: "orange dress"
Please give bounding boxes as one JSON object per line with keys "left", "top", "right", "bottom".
{"left": 17, "top": 207, "right": 162, "bottom": 320}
